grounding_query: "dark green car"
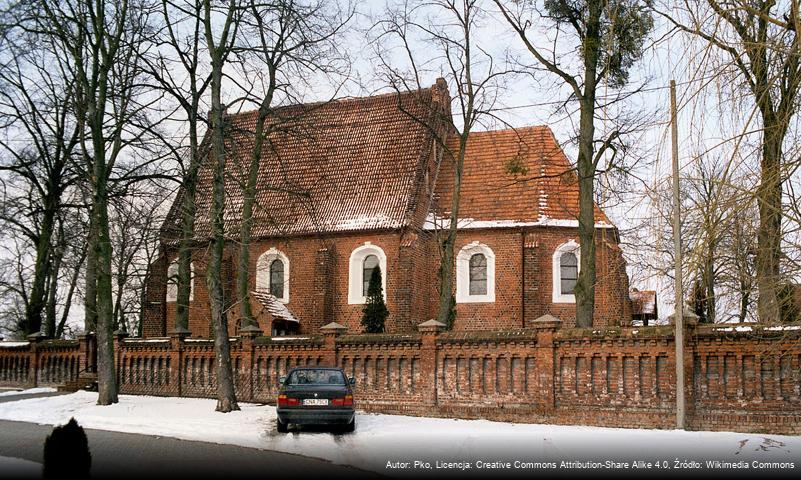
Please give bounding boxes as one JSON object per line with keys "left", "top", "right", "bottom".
{"left": 276, "top": 367, "right": 356, "bottom": 433}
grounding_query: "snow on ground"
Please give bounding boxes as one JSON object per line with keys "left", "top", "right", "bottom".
{"left": 0, "top": 388, "right": 56, "bottom": 397}
{"left": 0, "top": 391, "right": 798, "bottom": 476}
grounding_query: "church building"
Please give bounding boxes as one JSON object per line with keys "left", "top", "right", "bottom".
{"left": 142, "top": 79, "right": 634, "bottom": 338}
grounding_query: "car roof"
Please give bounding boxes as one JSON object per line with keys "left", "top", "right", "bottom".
{"left": 288, "top": 367, "right": 343, "bottom": 371}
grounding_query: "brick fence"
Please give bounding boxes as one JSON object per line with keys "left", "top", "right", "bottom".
{"left": 1, "top": 318, "right": 800, "bottom": 435}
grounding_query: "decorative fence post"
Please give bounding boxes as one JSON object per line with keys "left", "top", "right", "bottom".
{"left": 531, "top": 314, "right": 562, "bottom": 414}
{"left": 113, "top": 329, "right": 129, "bottom": 386}
{"left": 239, "top": 325, "right": 262, "bottom": 402}
{"left": 418, "top": 319, "right": 445, "bottom": 409}
{"left": 169, "top": 327, "right": 190, "bottom": 397}
{"left": 681, "top": 310, "right": 699, "bottom": 425}
{"left": 78, "top": 332, "right": 97, "bottom": 375}
{"left": 320, "top": 322, "right": 347, "bottom": 367}
{"left": 27, "top": 332, "right": 46, "bottom": 388}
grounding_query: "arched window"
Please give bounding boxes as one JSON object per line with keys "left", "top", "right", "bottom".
{"left": 362, "top": 254, "right": 379, "bottom": 296}
{"left": 348, "top": 243, "right": 387, "bottom": 304}
{"left": 560, "top": 252, "right": 578, "bottom": 295}
{"left": 166, "top": 260, "right": 194, "bottom": 302}
{"left": 469, "top": 253, "right": 487, "bottom": 295}
{"left": 553, "top": 240, "right": 580, "bottom": 303}
{"left": 269, "top": 259, "right": 285, "bottom": 298}
{"left": 456, "top": 242, "right": 495, "bottom": 303}
{"left": 256, "top": 248, "right": 289, "bottom": 303}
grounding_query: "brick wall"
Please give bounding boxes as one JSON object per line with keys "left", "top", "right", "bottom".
{"left": 523, "top": 227, "right": 632, "bottom": 328}
{"left": 5, "top": 321, "right": 797, "bottom": 435}
{"left": 0, "top": 337, "right": 82, "bottom": 388}
{"left": 142, "top": 250, "right": 167, "bottom": 337}
{"left": 148, "top": 225, "right": 633, "bottom": 338}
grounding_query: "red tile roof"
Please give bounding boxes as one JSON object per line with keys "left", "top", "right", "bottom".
{"left": 162, "top": 85, "right": 446, "bottom": 241}
{"left": 432, "top": 126, "right": 613, "bottom": 227}
{"left": 161, "top": 82, "right": 616, "bottom": 242}
{"left": 251, "top": 291, "right": 299, "bottom": 323}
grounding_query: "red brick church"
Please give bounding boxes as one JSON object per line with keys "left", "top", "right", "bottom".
{"left": 142, "top": 79, "right": 635, "bottom": 338}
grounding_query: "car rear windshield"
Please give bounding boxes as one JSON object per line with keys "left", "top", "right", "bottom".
{"left": 287, "top": 369, "right": 346, "bottom": 385}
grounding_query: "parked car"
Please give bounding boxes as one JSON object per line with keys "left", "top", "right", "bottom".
{"left": 276, "top": 367, "right": 356, "bottom": 433}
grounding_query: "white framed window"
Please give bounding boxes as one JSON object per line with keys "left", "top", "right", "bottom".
{"left": 552, "top": 240, "right": 580, "bottom": 303}
{"left": 166, "top": 260, "right": 194, "bottom": 302}
{"left": 256, "top": 248, "right": 290, "bottom": 303}
{"left": 456, "top": 242, "right": 495, "bottom": 303}
{"left": 348, "top": 242, "right": 387, "bottom": 304}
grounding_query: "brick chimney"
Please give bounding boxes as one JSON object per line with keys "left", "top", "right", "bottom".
{"left": 431, "top": 77, "right": 451, "bottom": 115}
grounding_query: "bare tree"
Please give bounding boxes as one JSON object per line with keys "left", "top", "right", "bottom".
{"left": 231, "top": 0, "right": 351, "bottom": 328}
{"left": 494, "top": 0, "right": 654, "bottom": 327}
{"left": 661, "top": 1, "right": 801, "bottom": 323}
{"left": 202, "top": 0, "right": 240, "bottom": 412}
{"left": 0, "top": 11, "right": 81, "bottom": 336}
{"left": 372, "top": 0, "right": 508, "bottom": 328}
{"left": 37, "top": 0, "right": 153, "bottom": 405}
{"left": 144, "top": 0, "right": 213, "bottom": 334}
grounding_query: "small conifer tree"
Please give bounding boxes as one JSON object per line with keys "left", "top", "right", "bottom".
{"left": 361, "top": 267, "right": 388, "bottom": 333}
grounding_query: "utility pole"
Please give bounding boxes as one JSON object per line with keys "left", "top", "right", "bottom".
{"left": 670, "top": 79, "right": 685, "bottom": 430}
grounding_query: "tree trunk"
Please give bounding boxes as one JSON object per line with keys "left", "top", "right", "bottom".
{"left": 437, "top": 136, "right": 468, "bottom": 328}
{"left": 207, "top": 42, "right": 239, "bottom": 412}
{"left": 754, "top": 112, "right": 783, "bottom": 324}
{"left": 25, "top": 196, "right": 58, "bottom": 335}
{"left": 84, "top": 211, "right": 98, "bottom": 333}
{"left": 704, "top": 251, "right": 715, "bottom": 323}
{"left": 237, "top": 102, "right": 273, "bottom": 329}
{"left": 94, "top": 164, "right": 118, "bottom": 405}
{"left": 176, "top": 115, "right": 201, "bottom": 332}
{"left": 573, "top": 0, "right": 602, "bottom": 329}
{"left": 44, "top": 241, "right": 63, "bottom": 337}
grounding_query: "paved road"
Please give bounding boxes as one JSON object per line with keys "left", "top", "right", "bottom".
{"left": 0, "top": 392, "right": 67, "bottom": 404}
{"left": 0, "top": 419, "right": 383, "bottom": 479}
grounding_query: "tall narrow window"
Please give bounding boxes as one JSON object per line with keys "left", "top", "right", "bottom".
{"left": 363, "top": 254, "right": 379, "bottom": 296}
{"left": 348, "top": 243, "right": 387, "bottom": 304}
{"left": 552, "top": 240, "right": 580, "bottom": 303}
{"left": 166, "top": 261, "right": 193, "bottom": 302}
{"left": 560, "top": 252, "right": 578, "bottom": 295}
{"left": 269, "top": 259, "right": 284, "bottom": 298}
{"left": 469, "top": 253, "right": 487, "bottom": 295}
{"left": 456, "top": 242, "right": 495, "bottom": 303}
{"left": 256, "top": 248, "right": 289, "bottom": 303}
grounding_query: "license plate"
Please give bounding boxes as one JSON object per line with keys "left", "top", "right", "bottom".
{"left": 303, "top": 398, "right": 328, "bottom": 406}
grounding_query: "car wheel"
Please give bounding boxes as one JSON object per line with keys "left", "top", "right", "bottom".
{"left": 276, "top": 419, "right": 288, "bottom": 433}
{"left": 342, "top": 418, "right": 355, "bottom": 433}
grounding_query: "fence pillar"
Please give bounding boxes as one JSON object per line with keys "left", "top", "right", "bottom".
{"left": 418, "top": 320, "right": 445, "bottom": 408}
{"left": 682, "top": 311, "right": 698, "bottom": 425}
{"left": 78, "top": 332, "right": 97, "bottom": 375}
{"left": 320, "top": 322, "right": 347, "bottom": 367}
{"left": 239, "top": 325, "right": 262, "bottom": 402}
{"left": 531, "top": 314, "right": 562, "bottom": 415}
{"left": 113, "top": 330, "right": 129, "bottom": 388}
{"left": 27, "top": 332, "right": 46, "bottom": 388}
{"left": 169, "top": 327, "right": 190, "bottom": 397}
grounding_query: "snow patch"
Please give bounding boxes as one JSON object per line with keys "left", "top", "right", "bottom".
{"left": 0, "top": 342, "right": 30, "bottom": 348}
{"left": 423, "top": 213, "right": 615, "bottom": 230}
{"left": 0, "top": 387, "right": 57, "bottom": 397}
{"left": 764, "top": 325, "right": 801, "bottom": 331}
{"left": 332, "top": 214, "right": 395, "bottom": 231}
{"left": 0, "top": 392, "right": 798, "bottom": 476}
